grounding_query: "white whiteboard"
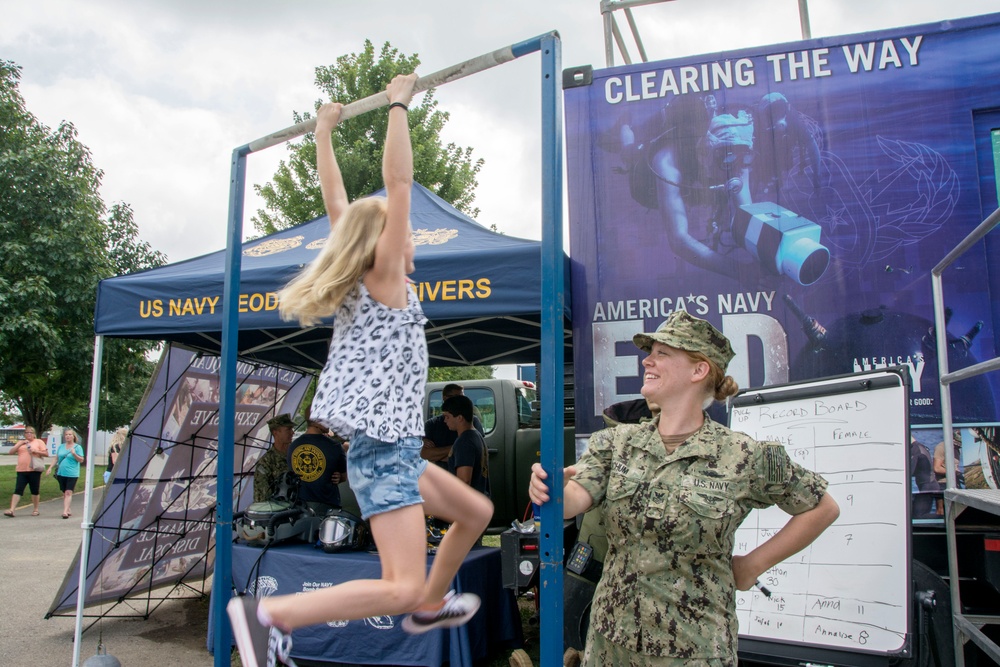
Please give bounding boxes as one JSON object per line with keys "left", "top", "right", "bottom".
{"left": 730, "top": 369, "right": 909, "bottom": 659}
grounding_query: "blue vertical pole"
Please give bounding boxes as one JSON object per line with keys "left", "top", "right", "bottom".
{"left": 212, "top": 144, "right": 249, "bottom": 665}
{"left": 538, "top": 31, "right": 565, "bottom": 667}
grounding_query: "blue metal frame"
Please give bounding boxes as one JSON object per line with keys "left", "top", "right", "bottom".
{"left": 213, "top": 33, "right": 564, "bottom": 666}
{"left": 537, "top": 31, "right": 566, "bottom": 667}
{"left": 213, "top": 144, "right": 249, "bottom": 661}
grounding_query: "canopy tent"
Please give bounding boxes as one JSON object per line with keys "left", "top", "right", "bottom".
{"left": 95, "top": 183, "right": 571, "bottom": 368}
{"left": 62, "top": 182, "right": 569, "bottom": 635}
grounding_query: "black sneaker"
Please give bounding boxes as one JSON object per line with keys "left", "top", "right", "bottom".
{"left": 227, "top": 595, "right": 298, "bottom": 667}
{"left": 401, "top": 591, "right": 481, "bottom": 634}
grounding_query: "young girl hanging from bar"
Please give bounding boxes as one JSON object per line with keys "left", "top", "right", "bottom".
{"left": 228, "top": 73, "right": 494, "bottom": 667}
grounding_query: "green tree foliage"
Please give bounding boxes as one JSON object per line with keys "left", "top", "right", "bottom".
{"left": 290, "top": 366, "right": 493, "bottom": 419}
{"left": 0, "top": 61, "right": 166, "bottom": 439}
{"left": 252, "top": 40, "right": 483, "bottom": 235}
{"left": 427, "top": 366, "right": 494, "bottom": 383}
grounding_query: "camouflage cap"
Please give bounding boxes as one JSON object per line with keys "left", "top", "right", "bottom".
{"left": 267, "top": 413, "right": 294, "bottom": 430}
{"left": 633, "top": 311, "right": 735, "bottom": 372}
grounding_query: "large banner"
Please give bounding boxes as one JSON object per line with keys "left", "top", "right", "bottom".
{"left": 566, "top": 13, "right": 1000, "bottom": 435}
{"left": 49, "top": 345, "right": 309, "bottom": 615}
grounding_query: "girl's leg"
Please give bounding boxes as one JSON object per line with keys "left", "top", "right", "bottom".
{"left": 7, "top": 494, "right": 19, "bottom": 514}
{"left": 416, "top": 463, "right": 493, "bottom": 606}
{"left": 63, "top": 490, "right": 73, "bottom": 515}
{"left": 262, "top": 503, "right": 428, "bottom": 630}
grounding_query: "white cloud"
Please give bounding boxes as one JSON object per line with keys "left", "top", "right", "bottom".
{"left": 4, "top": 0, "right": 998, "bottom": 261}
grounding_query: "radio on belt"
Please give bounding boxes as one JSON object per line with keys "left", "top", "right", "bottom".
{"left": 566, "top": 541, "right": 593, "bottom": 575}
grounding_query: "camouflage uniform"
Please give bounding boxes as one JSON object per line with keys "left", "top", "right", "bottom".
{"left": 253, "top": 447, "right": 289, "bottom": 503}
{"left": 572, "top": 412, "right": 828, "bottom": 665}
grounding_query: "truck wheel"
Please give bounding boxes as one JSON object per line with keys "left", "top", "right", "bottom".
{"left": 509, "top": 648, "right": 533, "bottom": 667}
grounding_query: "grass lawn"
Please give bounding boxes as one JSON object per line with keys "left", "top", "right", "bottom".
{"left": 0, "top": 463, "right": 105, "bottom": 508}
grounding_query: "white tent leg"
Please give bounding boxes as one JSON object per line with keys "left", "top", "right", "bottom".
{"left": 72, "top": 334, "right": 104, "bottom": 667}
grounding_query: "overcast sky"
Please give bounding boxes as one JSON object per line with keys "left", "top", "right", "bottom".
{"left": 4, "top": 0, "right": 998, "bottom": 262}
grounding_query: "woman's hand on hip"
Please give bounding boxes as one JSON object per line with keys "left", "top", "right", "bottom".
{"left": 731, "top": 554, "right": 762, "bottom": 591}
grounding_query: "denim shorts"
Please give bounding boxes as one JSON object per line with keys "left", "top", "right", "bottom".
{"left": 347, "top": 430, "right": 427, "bottom": 520}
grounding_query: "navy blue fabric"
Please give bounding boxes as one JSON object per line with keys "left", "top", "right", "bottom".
{"left": 213, "top": 543, "right": 522, "bottom": 666}
{"left": 286, "top": 433, "right": 346, "bottom": 508}
{"left": 449, "top": 430, "right": 490, "bottom": 497}
{"left": 424, "top": 414, "right": 484, "bottom": 449}
{"left": 94, "top": 183, "right": 570, "bottom": 368}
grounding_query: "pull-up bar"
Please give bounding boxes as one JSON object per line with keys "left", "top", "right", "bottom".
{"left": 211, "top": 31, "right": 565, "bottom": 667}
{"left": 247, "top": 34, "right": 551, "bottom": 153}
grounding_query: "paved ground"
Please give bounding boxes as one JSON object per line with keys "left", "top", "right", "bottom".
{"left": 0, "top": 456, "right": 220, "bottom": 667}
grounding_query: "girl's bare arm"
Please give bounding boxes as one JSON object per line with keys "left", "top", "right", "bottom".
{"left": 315, "top": 102, "right": 349, "bottom": 227}
{"left": 367, "top": 73, "right": 417, "bottom": 308}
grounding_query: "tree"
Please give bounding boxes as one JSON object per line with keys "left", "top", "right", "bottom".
{"left": 0, "top": 61, "right": 166, "bottom": 439}
{"left": 428, "top": 366, "right": 494, "bottom": 383}
{"left": 252, "top": 40, "right": 483, "bottom": 235}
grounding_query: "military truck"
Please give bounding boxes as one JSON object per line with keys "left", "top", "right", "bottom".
{"left": 422, "top": 378, "right": 576, "bottom": 533}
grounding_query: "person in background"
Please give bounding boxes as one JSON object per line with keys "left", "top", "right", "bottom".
{"left": 49, "top": 428, "right": 85, "bottom": 519}
{"left": 440, "top": 395, "right": 490, "bottom": 497}
{"left": 422, "top": 383, "right": 484, "bottom": 467}
{"left": 529, "top": 311, "right": 840, "bottom": 665}
{"left": 287, "top": 414, "right": 348, "bottom": 512}
{"left": 254, "top": 413, "right": 294, "bottom": 503}
{"left": 5, "top": 426, "right": 48, "bottom": 517}
{"left": 105, "top": 426, "right": 128, "bottom": 485}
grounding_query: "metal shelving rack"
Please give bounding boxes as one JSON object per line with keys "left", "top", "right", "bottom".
{"left": 933, "top": 206, "right": 1000, "bottom": 666}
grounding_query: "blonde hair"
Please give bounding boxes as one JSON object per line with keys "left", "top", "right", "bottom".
{"left": 63, "top": 428, "right": 79, "bottom": 443}
{"left": 109, "top": 426, "right": 129, "bottom": 449}
{"left": 683, "top": 350, "right": 740, "bottom": 406}
{"left": 278, "top": 197, "right": 388, "bottom": 326}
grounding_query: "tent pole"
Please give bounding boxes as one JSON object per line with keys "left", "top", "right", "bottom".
{"left": 213, "top": 145, "right": 249, "bottom": 666}
{"left": 538, "top": 32, "right": 565, "bottom": 667}
{"left": 72, "top": 334, "right": 104, "bottom": 667}
{"left": 247, "top": 33, "right": 556, "bottom": 154}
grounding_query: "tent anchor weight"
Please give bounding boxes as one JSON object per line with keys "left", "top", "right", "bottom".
{"left": 82, "top": 644, "right": 121, "bottom": 667}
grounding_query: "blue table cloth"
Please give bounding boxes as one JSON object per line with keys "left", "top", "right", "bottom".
{"left": 211, "top": 543, "right": 522, "bottom": 666}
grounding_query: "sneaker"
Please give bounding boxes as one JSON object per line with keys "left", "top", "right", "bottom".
{"left": 227, "top": 595, "right": 298, "bottom": 667}
{"left": 401, "top": 591, "right": 481, "bottom": 634}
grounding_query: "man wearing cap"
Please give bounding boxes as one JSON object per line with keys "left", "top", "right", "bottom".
{"left": 254, "top": 413, "right": 294, "bottom": 503}
{"left": 529, "top": 310, "right": 839, "bottom": 665}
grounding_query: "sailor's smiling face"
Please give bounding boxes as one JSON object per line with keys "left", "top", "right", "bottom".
{"left": 640, "top": 342, "right": 701, "bottom": 404}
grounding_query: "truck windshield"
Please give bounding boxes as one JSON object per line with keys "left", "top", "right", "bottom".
{"left": 516, "top": 386, "right": 538, "bottom": 428}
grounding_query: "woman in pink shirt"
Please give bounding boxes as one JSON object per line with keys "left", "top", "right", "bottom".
{"left": 6, "top": 426, "right": 49, "bottom": 517}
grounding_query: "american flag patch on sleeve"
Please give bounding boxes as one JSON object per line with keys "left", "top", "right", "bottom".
{"left": 763, "top": 444, "right": 786, "bottom": 485}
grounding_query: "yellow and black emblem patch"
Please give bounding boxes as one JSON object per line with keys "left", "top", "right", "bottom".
{"left": 290, "top": 444, "right": 325, "bottom": 482}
